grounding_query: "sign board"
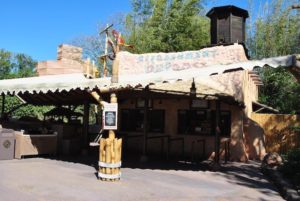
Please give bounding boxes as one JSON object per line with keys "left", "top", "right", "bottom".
{"left": 102, "top": 103, "right": 118, "bottom": 130}
{"left": 118, "top": 44, "right": 248, "bottom": 76}
{"left": 191, "top": 100, "right": 209, "bottom": 108}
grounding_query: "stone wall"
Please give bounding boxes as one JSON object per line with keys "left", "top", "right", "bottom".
{"left": 36, "top": 44, "right": 85, "bottom": 76}
{"left": 57, "top": 44, "right": 82, "bottom": 62}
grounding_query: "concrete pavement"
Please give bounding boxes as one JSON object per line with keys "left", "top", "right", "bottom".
{"left": 0, "top": 158, "right": 283, "bottom": 201}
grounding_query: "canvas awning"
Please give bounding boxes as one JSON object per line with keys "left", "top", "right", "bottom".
{"left": 0, "top": 53, "right": 298, "bottom": 105}
{"left": 0, "top": 73, "right": 240, "bottom": 105}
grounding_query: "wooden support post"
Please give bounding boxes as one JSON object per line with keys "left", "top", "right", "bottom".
{"left": 214, "top": 100, "right": 221, "bottom": 164}
{"left": 105, "top": 138, "right": 112, "bottom": 176}
{"left": 103, "top": 24, "right": 109, "bottom": 77}
{"left": 99, "top": 138, "right": 106, "bottom": 180}
{"left": 116, "top": 139, "right": 122, "bottom": 177}
{"left": 83, "top": 101, "right": 90, "bottom": 148}
{"left": 1, "top": 94, "right": 5, "bottom": 119}
{"left": 109, "top": 93, "right": 117, "bottom": 139}
{"left": 111, "top": 56, "right": 119, "bottom": 83}
{"left": 141, "top": 96, "right": 149, "bottom": 162}
{"left": 90, "top": 91, "right": 107, "bottom": 106}
{"left": 96, "top": 91, "right": 122, "bottom": 181}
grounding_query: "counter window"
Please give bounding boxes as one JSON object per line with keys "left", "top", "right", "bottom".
{"left": 178, "top": 110, "right": 231, "bottom": 136}
{"left": 121, "top": 109, "right": 165, "bottom": 133}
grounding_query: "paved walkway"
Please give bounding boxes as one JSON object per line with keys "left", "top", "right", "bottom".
{"left": 0, "top": 158, "right": 283, "bottom": 201}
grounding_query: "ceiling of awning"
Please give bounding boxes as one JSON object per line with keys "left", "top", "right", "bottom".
{"left": 18, "top": 89, "right": 98, "bottom": 105}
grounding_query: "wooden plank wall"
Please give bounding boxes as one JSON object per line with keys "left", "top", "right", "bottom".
{"left": 251, "top": 113, "right": 300, "bottom": 154}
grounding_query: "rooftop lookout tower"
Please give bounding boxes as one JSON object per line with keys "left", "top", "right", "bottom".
{"left": 206, "top": 5, "right": 249, "bottom": 45}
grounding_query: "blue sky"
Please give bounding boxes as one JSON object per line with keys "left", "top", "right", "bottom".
{"left": 0, "top": 0, "right": 261, "bottom": 61}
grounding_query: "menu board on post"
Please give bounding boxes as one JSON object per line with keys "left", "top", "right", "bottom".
{"left": 102, "top": 103, "right": 118, "bottom": 130}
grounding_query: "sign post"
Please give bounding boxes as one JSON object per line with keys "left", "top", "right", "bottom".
{"left": 98, "top": 93, "right": 122, "bottom": 181}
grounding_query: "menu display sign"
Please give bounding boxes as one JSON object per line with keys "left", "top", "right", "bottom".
{"left": 103, "top": 103, "right": 118, "bottom": 130}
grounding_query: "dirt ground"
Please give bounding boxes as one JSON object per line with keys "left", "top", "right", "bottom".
{"left": 0, "top": 157, "right": 283, "bottom": 201}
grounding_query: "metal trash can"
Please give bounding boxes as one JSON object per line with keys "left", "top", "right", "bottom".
{"left": 0, "top": 129, "right": 15, "bottom": 160}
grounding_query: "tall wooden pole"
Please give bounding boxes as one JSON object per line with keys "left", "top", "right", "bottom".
{"left": 103, "top": 24, "right": 109, "bottom": 77}
{"left": 214, "top": 100, "right": 221, "bottom": 164}
{"left": 109, "top": 93, "right": 117, "bottom": 139}
{"left": 83, "top": 101, "right": 90, "bottom": 147}
{"left": 111, "top": 32, "right": 120, "bottom": 84}
{"left": 141, "top": 88, "right": 149, "bottom": 162}
{"left": 1, "top": 94, "right": 5, "bottom": 119}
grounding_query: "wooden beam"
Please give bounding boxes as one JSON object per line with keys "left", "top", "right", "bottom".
{"left": 142, "top": 95, "right": 149, "bottom": 161}
{"left": 83, "top": 101, "right": 90, "bottom": 147}
{"left": 6, "top": 103, "right": 28, "bottom": 116}
{"left": 108, "top": 93, "right": 117, "bottom": 139}
{"left": 214, "top": 100, "right": 221, "bottom": 164}
{"left": 1, "top": 94, "right": 5, "bottom": 119}
{"left": 111, "top": 55, "right": 119, "bottom": 83}
{"left": 89, "top": 91, "right": 107, "bottom": 106}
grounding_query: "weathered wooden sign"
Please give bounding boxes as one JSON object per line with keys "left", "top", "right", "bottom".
{"left": 118, "top": 44, "right": 248, "bottom": 76}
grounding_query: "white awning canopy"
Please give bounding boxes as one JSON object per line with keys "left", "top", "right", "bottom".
{"left": 0, "top": 73, "right": 111, "bottom": 95}
{"left": 0, "top": 53, "right": 298, "bottom": 105}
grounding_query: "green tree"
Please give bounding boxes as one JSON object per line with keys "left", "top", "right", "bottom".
{"left": 0, "top": 49, "right": 50, "bottom": 120}
{"left": 126, "top": 0, "right": 210, "bottom": 53}
{"left": 0, "top": 49, "right": 36, "bottom": 79}
{"left": 0, "top": 50, "right": 12, "bottom": 79}
{"left": 258, "top": 67, "right": 300, "bottom": 113}
{"left": 248, "top": 0, "right": 300, "bottom": 59}
{"left": 247, "top": 0, "right": 300, "bottom": 113}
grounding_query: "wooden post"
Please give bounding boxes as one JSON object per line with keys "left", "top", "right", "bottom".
{"left": 109, "top": 93, "right": 117, "bottom": 139}
{"left": 214, "top": 100, "right": 221, "bottom": 164}
{"left": 105, "top": 138, "right": 112, "bottom": 175}
{"left": 1, "top": 94, "right": 5, "bottom": 119}
{"left": 116, "top": 138, "right": 122, "bottom": 177}
{"left": 141, "top": 95, "right": 149, "bottom": 162}
{"left": 111, "top": 55, "right": 119, "bottom": 83}
{"left": 99, "top": 138, "right": 106, "bottom": 180}
{"left": 92, "top": 91, "right": 122, "bottom": 181}
{"left": 103, "top": 24, "right": 109, "bottom": 77}
{"left": 83, "top": 101, "right": 90, "bottom": 147}
{"left": 111, "top": 32, "right": 121, "bottom": 83}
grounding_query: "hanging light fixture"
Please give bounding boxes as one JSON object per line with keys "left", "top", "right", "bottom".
{"left": 190, "top": 78, "right": 196, "bottom": 97}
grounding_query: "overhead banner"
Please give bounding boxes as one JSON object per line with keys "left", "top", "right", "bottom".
{"left": 117, "top": 44, "right": 248, "bottom": 76}
{"left": 102, "top": 103, "right": 118, "bottom": 130}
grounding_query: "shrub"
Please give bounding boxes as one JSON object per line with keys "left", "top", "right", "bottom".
{"left": 280, "top": 148, "right": 300, "bottom": 188}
